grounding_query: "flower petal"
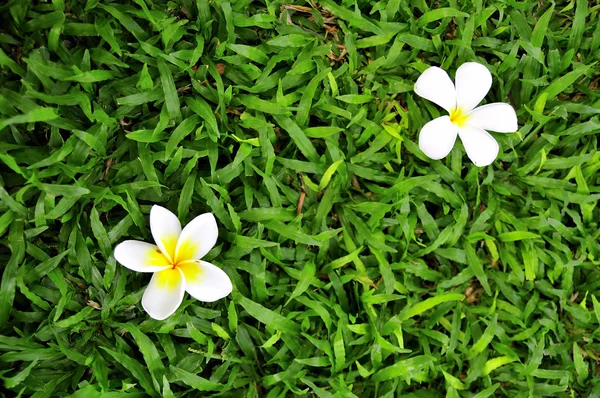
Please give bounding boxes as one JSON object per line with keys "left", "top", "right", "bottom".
{"left": 418, "top": 116, "right": 458, "bottom": 160}
{"left": 458, "top": 125, "right": 499, "bottom": 167}
{"left": 179, "top": 260, "right": 232, "bottom": 302}
{"left": 455, "top": 62, "right": 492, "bottom": 112}
{"left": 141, "top": 268, "right": 186, "bottom": 320}
{"left": 414, "top": 66, "right": 456, "bottom": 112}
{"left": 150, "top": 205, "right": 181, "bottom": 263}
{"left": 468, "top": 103, "right": 518, "bottom": 133}
{"left": 114, "top": 240, "right": 172, "bottom": 273}
{"left": 174, "top": 213, "right": 218, "bottom": 263}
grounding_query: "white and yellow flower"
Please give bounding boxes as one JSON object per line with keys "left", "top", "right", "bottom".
{"left": 414, "top": 62, "right": 518, "bottom": 167}
{"left": 114, "top": 206, "right": 232, "bottom": 320}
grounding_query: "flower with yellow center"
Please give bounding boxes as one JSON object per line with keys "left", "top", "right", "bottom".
{"left": 414, "top": 62, "right": 518, "bottom": 167}
{"left": 114, "top": 206, "right": 232, "bottom": 320}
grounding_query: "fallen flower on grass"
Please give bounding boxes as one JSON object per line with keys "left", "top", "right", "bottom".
{"left": 414, "top": 62, "right": 518, "bottom": 167}
{"left": 114, "top": 206, "right": 232, "bottom": 320}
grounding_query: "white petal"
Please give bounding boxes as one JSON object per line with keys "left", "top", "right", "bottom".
{"left": 179, "top": 260, "right": 232, "bottom": 302}
{"left": 114, "top": 241, "right": 172, "bottom": 273}
{"left": 418, "top": 116, "right": 458, "bottom": 160}
{"left": 150, "top": 205, "right": 181, "bottom": 263}
{"left": 174, "top": 213, "right": 218, "bottom": 263}
{"left": 458, "top": 125, "right": 499, "bottom": 167}
{"left": 142, "top": 268, "right": 186, "bottom": 320}
{"left": 414, "top": 66, "right": 456, "bottom": 112}
{"left": 455, "top": 62, "right": 492, "bottom": 112}
{"left": 467, "top": 103, "right": 518, "bottom": 133}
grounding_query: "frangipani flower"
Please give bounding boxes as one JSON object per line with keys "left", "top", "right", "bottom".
{"left": 114, "top": 206, "right": 232, "bottom": 320}
{"left": 414, "top": 62, "right": 518, "bottom": 167}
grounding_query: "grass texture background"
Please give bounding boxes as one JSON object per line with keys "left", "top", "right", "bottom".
{"left": 1, "top": 0, "right": 600, "bottom": 396}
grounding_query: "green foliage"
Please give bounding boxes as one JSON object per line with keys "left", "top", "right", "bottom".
{"left": 0, "top": 0, "right": 599, "bottom": 396}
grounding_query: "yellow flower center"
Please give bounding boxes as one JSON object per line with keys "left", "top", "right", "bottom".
{"left": 151, "top": 259, "right": 204, "bottom": 291}
{"left": 158, "top": 233, "right": 199, "bottom": 266}
{"left": 449, "top": 107, "right": 469, "bottom": 127}
{"left": 146, "top": 245, "right": 204, "bottom": 291}
{"left": 146, "top": 233, "right": 200, "bottom": 273}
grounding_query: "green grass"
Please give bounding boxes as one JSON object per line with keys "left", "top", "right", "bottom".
{"left": 1, "top": 0, "right": 600, "bottom": 396}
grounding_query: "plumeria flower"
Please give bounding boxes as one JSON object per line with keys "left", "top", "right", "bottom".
{"left": 414, "top": 62, "right": 518, "bottom": 167}
{"left": 114, "top": 206, "right": 232, "bottom": 320}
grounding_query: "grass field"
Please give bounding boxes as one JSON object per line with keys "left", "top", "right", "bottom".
{"left": 1, "top": 0, "right": 600, "bottom": 396}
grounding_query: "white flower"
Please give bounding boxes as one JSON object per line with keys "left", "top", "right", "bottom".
{"left": 114, "top": 206, "right": 232, "bottom": 320}
{"left": 414, "top": 62, "right": 518, "bottom": 167}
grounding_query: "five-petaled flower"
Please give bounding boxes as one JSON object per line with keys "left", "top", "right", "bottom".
{"left": 114, "top": 206, "right": 232, "bottom": 320}
{"left": 414, "top": 62, "right": 518, "bottom": 167}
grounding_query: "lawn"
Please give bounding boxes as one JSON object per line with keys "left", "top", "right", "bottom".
{"left": 1, "top": 0, "right": 599, "bottom": 396}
